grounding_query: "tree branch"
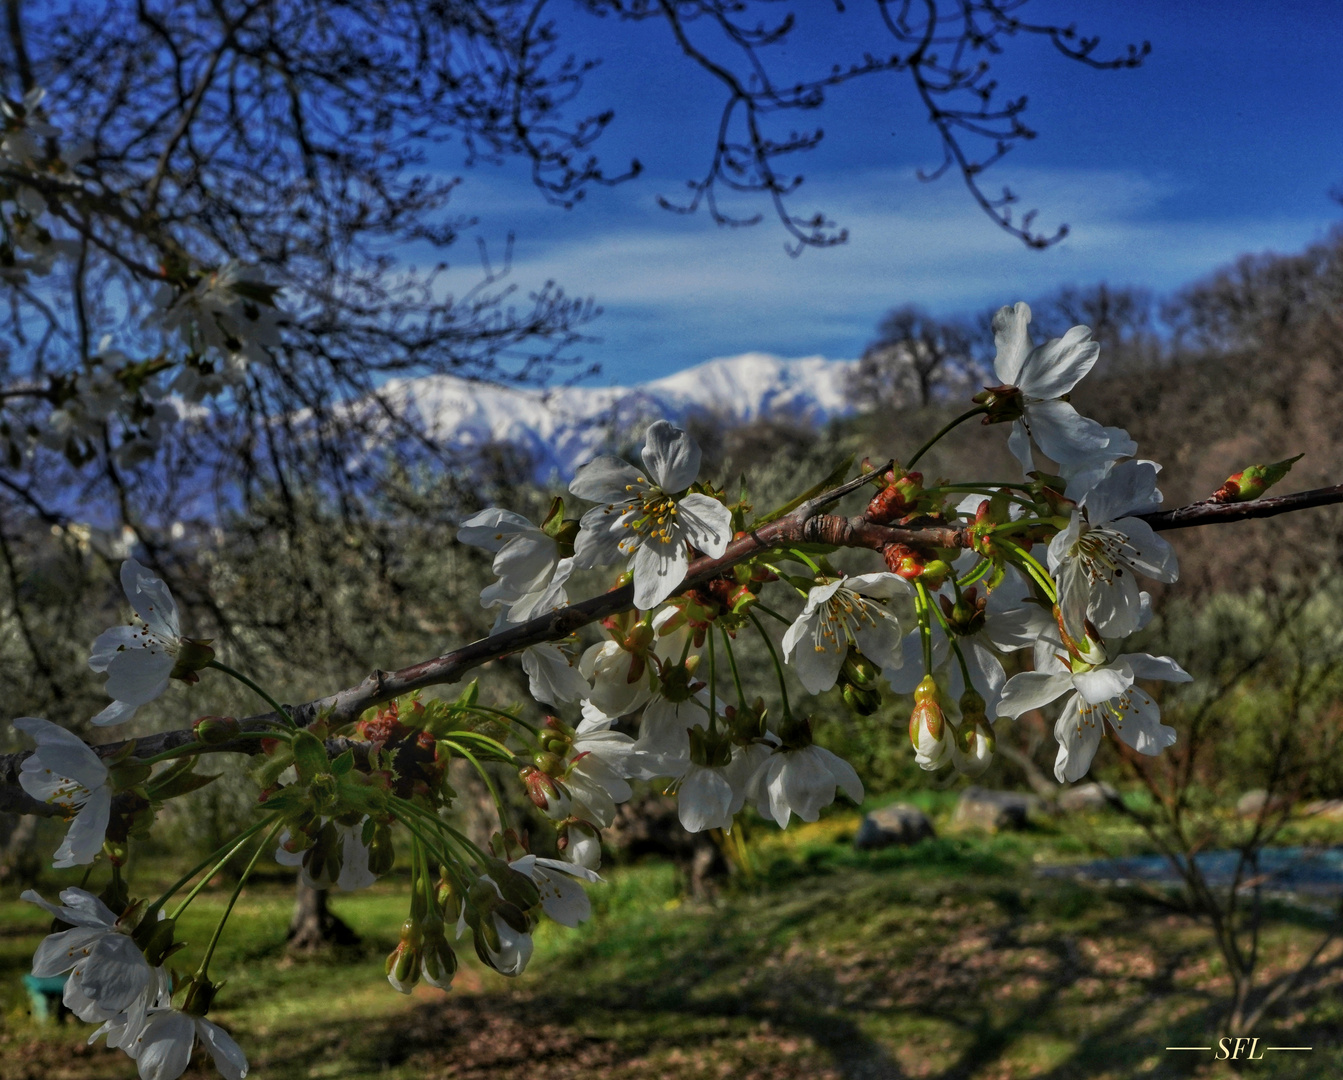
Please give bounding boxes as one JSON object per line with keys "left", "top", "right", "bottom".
{"left": 4, "top": 480, "right": 1342, "bottom": 818}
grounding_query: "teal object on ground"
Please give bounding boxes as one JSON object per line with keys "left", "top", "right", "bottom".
{"left": 21, "top": 973, "right": 68, "bottom": 1023}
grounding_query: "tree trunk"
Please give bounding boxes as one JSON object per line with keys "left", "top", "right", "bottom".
{"left": 286, "top": 877, "right": 361, "bottom": 953}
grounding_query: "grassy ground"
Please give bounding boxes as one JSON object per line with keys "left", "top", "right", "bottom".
{"left": 2, "top": 796, "right": 1341, "bottom": 1080}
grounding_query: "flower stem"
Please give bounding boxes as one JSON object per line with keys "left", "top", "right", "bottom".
{"left": 997, "top": 538, "right": 1057, "bottom": 602}
{"left": 906, "top": 405, "right": 989, "bottom": 468}
{"left": 195, "top": 818, "right": 284, "bottom": 981}
{"left": 914, "top": 583, "right": 934, "bottom": 674}
{"left": 751, "top": 601, "right": 792, "bottom": 626}
{"left": 720, "top": 625, "right": 748, "bottom": 712}
{"left": 153, "top": 813, "right": 281, "bottom": 920}
{"left": 706, "top": 625, "right": 718, "bottom": 735}
{"left": 748, "top": 611, "right": 791, "bottom": 719}
{"left": 207, "top": 659, "right": 295, "bottom": 728}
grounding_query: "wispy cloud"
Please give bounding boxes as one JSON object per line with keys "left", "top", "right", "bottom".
{"left": 430, "top": 165, "right": 1336, "bottom": 383}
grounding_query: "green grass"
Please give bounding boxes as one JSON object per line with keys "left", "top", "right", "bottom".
{"left": 2, "top": 802, "right": 1341, "bottom": 1080}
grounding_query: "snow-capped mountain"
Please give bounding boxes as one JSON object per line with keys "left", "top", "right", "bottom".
{"left": 379, "top": 352, "right": 859, "bottom": 479}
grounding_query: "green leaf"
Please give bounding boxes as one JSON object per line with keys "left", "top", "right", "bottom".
{"left": 291, "top": 731, "right": 330, "bottom": 783}
{"left": 754, "top": 454, "right": 856, "bottom": 526}
{"left": 331, "top": 749, "right": 355, "bottom": 777}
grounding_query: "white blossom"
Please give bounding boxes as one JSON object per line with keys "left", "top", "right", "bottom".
{"left": 991, "top": 302, "right": 1134, "bottom": 474}
{"left": 274, "top": 818, "right": 377, "bottom": 891}
{"left": 570, "top": 421, "right": 733, "bottom": 610}
{"left": 781, "top": 573, "right": 913, "bottom": 694}
{"left": 23, "top": 888, "right": 157, "bottom": 1034}
{"left": 458, "top": 508, "right": 574, "bottom": 624}
{"left": 750, "top": 744, "right": 864, "bottom": 828}
{"left": 88, "top": 559, "right": 191, "bottom": 726}
{"left": 522, "top": 643, "right": 589, "bottom": 706}
{"left": 1048, "top": 459, "right": 1178, "bottom": 641}
{"left": 997, "top": 642, "right": 1192, "bottom": 782}
{"left": 118, "top": 1004, "right": 248, "bottom": 1080}
{"left": 510, "top": 854, "right": 601, "bottom": 928}
{"left": 15, "top": 717, "right": 110, "bottom": 867}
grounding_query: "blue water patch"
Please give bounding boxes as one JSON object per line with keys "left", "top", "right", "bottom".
{"left": 1039, "top": 846, "right": 1343, "bottom": 897}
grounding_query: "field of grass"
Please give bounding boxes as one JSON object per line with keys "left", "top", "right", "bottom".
{"left": 2, "top": 795, "right": 1341, "bottom": 1080}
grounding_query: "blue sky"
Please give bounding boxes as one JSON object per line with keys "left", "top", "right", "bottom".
{"left": 431, "top": 2, "right": 1343, "bottom": 386}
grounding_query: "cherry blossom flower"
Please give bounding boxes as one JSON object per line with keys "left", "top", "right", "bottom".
{"left": 23, "top": 888, "right": 157, "bottom": 1033}
{"left": 561, "top": 713, "right": 638, "bottom": 828}
{"left": 120, "top": 1004, "right": 248, "bottom": 1080}
{"left": 1048, "top": 459, "right": 1178, "bottom": 641}
{"left": 89, "top": 559, "right": 209, "bottom": 726}
{"left": 997, "top": 642, "right": 1192, "bottom": 782}
{"left": 521, "top": 643, "right": 589, "bottom": 706}
{"left": 989, "top": 302, "right": 1133, "bottom": 474}
{"left": 750, "top": 743, "right": 864, "bottom": 828}
{"left": 458, "top": 508, "right": 574, "bottom": 625}
{"left": 15, "top": 717, "right": 110, "bottom": 867}
{"left": 509, "top": 854, "right": 601, "bottom": 928}
{"left": 781, "top": 573, "right": 913, "bottom": 694}
{"left": 570, "top": 421, "right": 733, "bottom": 610}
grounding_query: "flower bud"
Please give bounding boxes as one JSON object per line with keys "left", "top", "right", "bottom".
{"left": 1211, "top": 453, "right": 1303, "bottom": 503}
{"left": 519, "top": 766, "right": 573, "bottom": 820}
{"left": 842, "top": 683, "right": 881, "bottom": 716}
{"left": 421, "top": 921, "right": 458, "bottom": 990}
{"left": 882, "top": 543, "right": 925, "bottom": 580}
{"left": 192, "top": 715, "right": 240, "bottom": 745}
{"left": 950, "top": 718, "right": 996, "bottom": 778}
{"left": 559, "top": 820, "right": 602, "bottom": 871}
{"left": 917, "top": 559, "right": 952, "bottom": 590}
{"left": 866, "top": 469, "right": 925, "bottom": 524}
{"left": 181, "top": 973, "right": 221, "bottom": 1017}
{"left": 386, "top": 924, "right": 423, "bottom": 995}
{"left": 909, "top": 675, "right": 949, "bottom": 771}
{"left": 304, "top": 820, "right": 344, "bottom": 887}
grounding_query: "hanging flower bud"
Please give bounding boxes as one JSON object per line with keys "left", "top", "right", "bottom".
{"left": 950, "top": 691, "right": 995, "bottom": 777}
{"left": 909, "top": 675, "right": 949, "bottom": 771}
{"left": 559, "top": 820, "right": 602, "bottom": 870}
{"left": 842, "top": 683, "right": 881, "bottom": 716}
{"left": 420, "top": 914, "right": 457, "bottom": 990}
{"left": 386, "top": 917, "right": 424, "bottom": 994}
{"left": 181, "top": 972, "right": 221, "bottom": 1017}
{"left": 1211, "top": 453, "right": 1303, "bottom": 503}
{"left": 519, "top": 765, "right": 573, "bottom": 820}
{"left": 883, "top": 543, "right": 926, "bottom": 579}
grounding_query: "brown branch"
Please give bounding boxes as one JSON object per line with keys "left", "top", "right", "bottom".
{"left": 1137, "top": 484, "right": 1343, "bottom": 531}
{"left": 3, "top": 479, "right": 1341, "bottom": 819}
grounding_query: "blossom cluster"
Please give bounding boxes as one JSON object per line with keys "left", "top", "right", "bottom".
{"left": 0, "top": 87, "right": 284, "bottom": 469}
{"left": 10, "top": 298, "right": 1301, "bottom": 1080}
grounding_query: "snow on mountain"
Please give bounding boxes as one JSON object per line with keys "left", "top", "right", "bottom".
{"left": 379, "top": 352, "right": 859, "bottom": 479}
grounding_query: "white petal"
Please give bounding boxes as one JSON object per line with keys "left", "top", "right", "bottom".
{"left": 529, "top": 865, "right": 593, "bottom": 927}
{"left": 814, "top": 746, "right": 864, "bottom": 806}
{"left": 88, "top": 625, "right": 142, "bottom": 673}
{"left": 32, "top": 926, "right": 106, "bottom": 977}
{"left": 569, "top": 456, "right": 644, "bottom": 502}
{"left": 1109, "top": 689, "right": 1177, "bottom": 756}
{"left": 335, "top": 822, "right": 377, "bottom": 891}
{"left": 90, "top": 698, "right": 140, "bottom": 727}
{"left": 641, "top": 420, "right": 701, "bottom": 492}
{"left": 1007, "top": 421, "right": 1035, "bottom": 476}
{"left": 1053, "top": 694, "right": 1102, "bottom": 783}
{"left": 77, "top": 934, "right": 153, "bottom": 1015}
{"left": 673, "top": 493, "right": 733, "bottom": 557}
{"left": 53, "top": 785, "right": 111, "bottom": 868}
{"left": 572, "top": 512, "right": 635, "bottom": 570}
{"left": 1111, "top": 517, "right": 1179, "bottom": 583}
{"left": 103, "top": 648, "right": 175, "bottom": 706}
{"left": 631, "top": 537, "right": 689, "bottom": 610}
{"left": 195, "top": 1017, "right": 249, "bottom": 1080}
{"left": 1015, "top": 325, "right": 1099, "bottom": 400}
{"left": 1024, "top": 399, "right": 1110, "bottom": 465}
{"left": 523, "top": 644, "right": 590, "bottom": 706}
{"left": 132, "top": 1010, "right": 195, "bottom": 1080}
{"left": 1072, "top": 663, "right": 1134, "bottom": 706}
{"left": 677, "top": 766, "right": 735, "bottom": 832}
{"left": 456, "top": 508, "right": 542, "bottom": 552}
{"left": 1082, "top": 460, "right": 1163, "bottom": 524}
{"left": 119, "top": 559, "right": 181, "bottom": 641}
{"left": 997, "top": 671, "right": 1074, "bottom": 718}
{"left": 991, "top": 302, "right": 1033, "bottom": 385}
{"left": 1121, "top": 652, "right": 1193, "bottom": 683}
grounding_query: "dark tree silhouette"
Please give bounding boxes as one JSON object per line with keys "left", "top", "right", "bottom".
{"left": 849, "top": 304, "right": 977, "bottom": 408}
